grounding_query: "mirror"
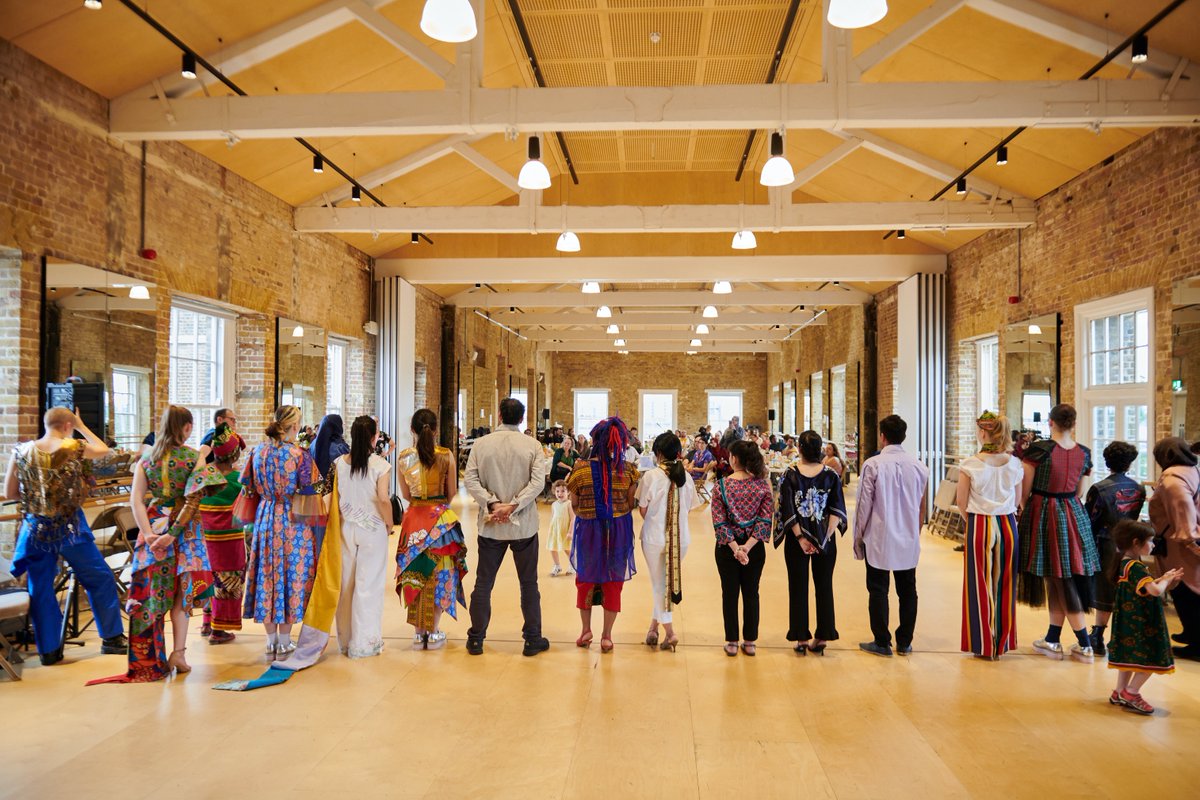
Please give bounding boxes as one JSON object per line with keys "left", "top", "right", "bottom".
{"left": 1004, "top": 312, "right": 1059, "bottom": 437}
{"left": 276, "top": 317, "right": 327, "bottom": 425}
{"left": 1172, "top": 280, "right": 1200, "bottom": 440}
{"left": 43, "top": 259, "right": 158, "bottom": 452}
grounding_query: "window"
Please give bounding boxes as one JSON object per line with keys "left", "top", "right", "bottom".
{"left": 326, "top": 338, "right": 347, "bottom": 418}
{"left": 457, "top": 389, "right": 467, "bottom": 437}
{"left": 1075, "top": 290, "right": 1154, "bottom": 483}
{"left": 706, "top": 390, "right": 743, "bottom": 434}
{"left": 574, "top": 389, "right": 608, "bottom": 437}
{"left": 639, "top": 390, "right": 676, "bottom": 442}
{"left": 783, "top": 381, "right": 796, "bottom": 435}
{"left": 831, "top": 365, "right": 846, "bottom": 447}
{"left": 802, "top": 389, "right": 811, "bottom": 432}
{"left": 510, "top": 389, "right": 528, "bottom": 427}
{"left": 169, "top": 302, "right": 234, "bottom": 447}
{"left": 976, "top": 336, "right": 999, "bottom": 414}
{"left": 111, "top": 366, "right": 150, "bottom": 449}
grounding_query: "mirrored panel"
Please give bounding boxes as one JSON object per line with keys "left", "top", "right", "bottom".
{"left": 1172, "top": 280, "right": 1200, "bottom": 440}
{"left": 1004, "top": 312, "right": 1059, "bottom": 437}
{"left": 276, "top": 317, "right": 326, "bottom": 426}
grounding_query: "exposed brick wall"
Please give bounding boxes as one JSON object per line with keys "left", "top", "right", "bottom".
{"left": 549, "top": 351, "right": 769, "bottom": 434}
{"left": 235, "top": 314, "right": 273, "bottom": 438}
{"left": 0, "top": 249, "right": 39, "bottom": 455}
{"left": 948, "top": 339, "right": 980, "bottom": 457}
{"left": 947, "top": 127, "right": 1200, "bottom": 446}
{"left": 875, "top": 284, "right": 898, "bottom": 422}
{"left": 54, "top": 310, "right": 156, "bottom": 381}
{"left": 346, "top": 336, "right": 375, "bottom": 421}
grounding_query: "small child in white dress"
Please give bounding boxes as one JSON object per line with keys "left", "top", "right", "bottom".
{"left": 547, "top": 479, "right": 574, "bottom": 577}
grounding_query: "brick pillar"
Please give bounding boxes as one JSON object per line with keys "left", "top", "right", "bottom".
{"left": 236, "top": 313, "right": 274, "bottom": 439}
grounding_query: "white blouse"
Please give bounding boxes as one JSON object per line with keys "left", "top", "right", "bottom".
{"left": 635, "top": 466, "right": 702, "bottom": 549}
{"left": 334, "top": 453, "right": 391, "bottom": 530}
{"left": 959, "top": 454, "right": 1023, "bottom": 515}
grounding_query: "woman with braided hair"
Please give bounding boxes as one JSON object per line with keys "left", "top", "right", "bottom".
{"left": 567, "top": 416, "right": 640, "bottom": 653}
{"left": 636, "top": 431, "right": 702, "bottom": 652}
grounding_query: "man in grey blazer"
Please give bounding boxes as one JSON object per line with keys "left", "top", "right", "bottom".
{"left": 462, "top": 398, "right": 550, "bottom": 656}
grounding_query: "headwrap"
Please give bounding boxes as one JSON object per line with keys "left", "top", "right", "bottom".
{"left": 587, "top": 416, "right": 630, "bottom": 519}
{"left": 976, "top": 410, "right": 1004, "bottom": 454}
{"left": 311, "top": 414, "right": 347, "bottom": 477}
{"left": 211, "top": 422, "right": 245, "bottom": 463}
{"left": 1154, "top": 436, "right": 1198, "bottom": 470}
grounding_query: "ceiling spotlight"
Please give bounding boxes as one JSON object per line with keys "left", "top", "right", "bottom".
{"left": 713, "top": 280, "right": 733, "bottom": 294}
{"left": 897, "top": 230, "right": 906, "bottom": 239}
{"left": 827, "top": 0, "right": 888, "bottom": 29}
{"left": 181, "top": 52, "right": 197, "bottom": 80}
{"left": 596, "top": 305, "right": 612, "bottom": 318}
{"left": 83, "top": 0, "right": 102, "bottom": 9}
{"left": 420, "top": 0, "right": 478, "bottom": 44}
{"left": 760, "top": 132, "right": 794, "bottom": 187}
{"left": 606, "top": 324, "right": 619, "bottom": 334}
{"left": 1131, "top": 33, "right": 1148, "bottom": 64}
{"left": 956, "top": 177, "right": 967, "bottom": 196}
{"left": 695, "top": 324, "right": 710, "bottom": 334}
{"left": 614, "top": 338, "right": 626, "bottom": 347}
{"left": 702, "top": 305, "right": 719, "bottom": 319}
{"left": 128, "top": 285, "right": 150, "bottom": 300}
{"left": 690, "top": 338, "right": 702, "bottom": 347}
{"left": 996, "top": 146, "right": 1008, "bottom": 166}
{"left": 1028, "top": 324, "right": 1042, "bottom": 335}
{"left": 581, "top": 281, "right": 601, "bottom": 294}
{"left": 313, "top": 155, "right": 324, "bottom": 174}
{"left": 518, "top": 135, "right": 552, "bottom": 190}
{"left": 411, "top": 233, "right": 420, "bottom": 244}
{"left": 292, "top": 325, "right": 305, "bottom": 338}
{"left": 556, "top": 231, "right": 580, "bottom": 253}
{"left": 351, "top": 186, "right": 361, "bottom": 202}
{"left": 731, "top": 230, "right": 757, "bottom": 250}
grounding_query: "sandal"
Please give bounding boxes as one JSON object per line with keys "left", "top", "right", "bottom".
{"left": 1109, "top": 690, "right": 1126, "bottom": 707}
{"left": 741, "top": 642, "right": 757, "bottom": 657}
{"left": 167, "top": 648, "right": 191, "bottom": 674}
{"left": 794, "top": 642, "right": 809, "bottom": 656}
{"left": 645, "top": 626, "right": 659, "bottom": 648}
{"left": 600, "top": 637, "right": 614, "bottom": 654}
{"left": 660, "top": 635, "right": 679, "bottom": 653}
{"left": 810, "top": 640, "right": 827, "bottom": 656}
{"left": 208, "top": 630, "right": 236, "bottom": 645}
{"left": 576, "top": 631, "right": 594, "bottom": 648}
{"left": 724, "top": 642, "right": 739, "bottom": 657}
{"left": 1119, "top": 691, "right": 1154, "bottom": 715}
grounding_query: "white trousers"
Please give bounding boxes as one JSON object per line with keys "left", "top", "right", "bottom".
{"left": 641, "top": 539, "right": 688, "bottom": 624}
{"left": 335, "top": 517, "right": 390, "bottom": 658}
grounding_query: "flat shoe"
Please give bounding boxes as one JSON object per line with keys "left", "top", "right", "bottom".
{"left": 723, "top": 643, "right": 738, "bottom": 657}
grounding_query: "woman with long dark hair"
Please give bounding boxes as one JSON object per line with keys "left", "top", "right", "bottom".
{"left": 395, "top": 409, "right": 468, "bottom": 649}
{"left": 637, "top": 431, "right": 702, "bottom": 651}
{"left": 311, "top": 413, "right": 349, "bottom": 479}
{"left": 330, "top": 416, "right": 394, "bottom": 657}
{"left": 777, "top": 430, "right": 846, "bottom": 656}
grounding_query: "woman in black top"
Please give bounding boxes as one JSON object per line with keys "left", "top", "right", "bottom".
{"left": 776, "top": 431, "right": 847, "bottom": 655}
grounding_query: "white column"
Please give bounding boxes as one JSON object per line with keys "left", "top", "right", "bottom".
{"left": 377, "top": 276, "right": 417, "bottom": 492}
{"left": 895, "top": 273, "right": 947, "bottom": 512}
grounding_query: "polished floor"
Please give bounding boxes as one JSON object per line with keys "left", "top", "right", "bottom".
{"left": 5, "top": 484, "right": 1199, "bottom": 800}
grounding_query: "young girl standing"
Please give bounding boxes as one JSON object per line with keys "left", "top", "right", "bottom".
{"left": 547, "top": 479, "right": 574, "bottom": 577}
{"left": 1107, "top": 520, "right": 1183, "bottom": 714}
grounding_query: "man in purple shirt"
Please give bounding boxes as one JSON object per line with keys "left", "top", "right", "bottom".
{"left": 853, "top": 415, "right": 929, "bottom": 657}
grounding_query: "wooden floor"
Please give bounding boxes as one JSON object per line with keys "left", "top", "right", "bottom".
{"left": 5, "top": 484, "right": 1199, "bottom": 800}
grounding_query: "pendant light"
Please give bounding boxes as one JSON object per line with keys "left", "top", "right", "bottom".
{"left": 1028, "top": 324, "right": 1042, "bottom": 335}
{"left": 596, "top": 305, "right": 612, "bottom": 318}
{"left": 689, "top": 339, "right": 702, "bottom": 347}
{"left": 1131, "top": 34, "right": 1148, "bottom": 64}
{"left": 760, "top": 132, "right": 794, "bottom": 187}
{"left": 731, "top": 230, "right": 757, "bottom": 250}
{"left": 695, "top": 324, "right": 710, "bottom": 334}
{"left": 955, "top": 177, "right": 967, "bottom": 196}
{"left": 614, "top": 338, "right": 626, "bottom": 347}
{"left": 581, "top": 281, "right": 601, "bottom": 294}
{"left": 712, "top": 280, "right": 733, "bottom": 294}
{"left": 129, "top": 285, "right": 150, "bottom": 300}
{"left": 996, "top": 146, "right": 1008, "bottom": 165}
{"left": 292, "top": 325, "right": 305, "bottom": 338}
{"left": 420, "top": 0, "right": 478, "bottom": 43}
{"left": 556, "top": 231, "right": 580, "bottom": 252}
{"left": 897, "top": 230, "right": 906, "bottom": 239}
{"left": 181, "top": 52, "right": 197, "bottom": 80}
{"left": 606, "top": 324, "right": 619, "bottom": 334}
{"left": 351, "top": 186, "right": 362, "bottom": 202}
{"left": 827, "top": 0, "right": 888, "bottom": 29}
{"left": 518, "top": 136, "right": 552, "bottom": 190}
{"left": 312, "top": 155, "right": 324, "bottom": 174}
{"left": 702, "top": 305, "right": 719, "bottom": 319}
{"left": 83, "top": 0, "right": 102, "bottom": 10}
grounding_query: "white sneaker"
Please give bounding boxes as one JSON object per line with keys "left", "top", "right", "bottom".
{"left": 426, "top": 631, "right": 447, "bottom": 650}
{"left": 1069, "top": 643, "right": 1095, "bottom": 663}
{"left": 550, "top": 565, "right": 563, "bottom": 577}
{"left": 1033, "top": 639, "right": 1064, "bottom": 660}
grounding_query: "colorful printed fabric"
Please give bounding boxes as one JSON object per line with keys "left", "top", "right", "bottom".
{"left": 566, "top": 460, "right": 639, "bottom": 519}
{"left": 711, "top": 476, "right": 774, "bottom": 546}
{"left": 241, "top": 441, "right": 325, "bottom": 625}
{"left": 1084, "top": 473, "right": 1147, "bottom": 541}
{"left": 1018, "top": 440, "right": 1099, "bottom": 578}
{"left": 962, "top": 512, "right": 1019, "bottom": 658}
{"left": 775, "top": 465, "right": 847, "bottom": 551}
{"left": 395, "top": 502, "right": 468, "bottom": 629}
{"left": 13, "top": 438, "right": 91, "bottom": 522}
{"left": 1108, "top": 558, "right": 1175, "bottom": 674}
{"left": 200, "top": 470, "right": 246, "bottom": 631}
{"left": 571, "top": 515, "right": 637, "bottom": 585}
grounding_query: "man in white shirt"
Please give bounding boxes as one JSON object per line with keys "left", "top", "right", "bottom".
{"left": 853, "top": 415, "right": 929, "bottom": 657}
{"left": 463, "top": 398, "right": 550, "bottom": 657}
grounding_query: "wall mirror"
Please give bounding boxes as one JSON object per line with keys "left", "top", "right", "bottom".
{"left": 1172, "top": 279, "right": 1200, "bottom": 440}
{"left": 42, "top": 258, "right": 157, "bottom": 451}
{"left": 276, "top": 317, "right": 326, "bottom": 426}
{"left": 1004, "top": 312, "right": 1059, "bottom": 437}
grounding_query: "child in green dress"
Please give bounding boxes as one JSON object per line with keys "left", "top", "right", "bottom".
{"left": 1107, "top": 520, "right": 1184, "bottom": 715}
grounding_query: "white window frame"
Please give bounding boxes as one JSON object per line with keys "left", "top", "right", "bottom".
{"left": 169, "top": 299, "right": 235, "bottom": 447}
{"left": 783, "top": 381, "right": 796, "bottom": 436}
{"left": 810, "top": 371, "right": 825, "bottom": 437}
{"left": 975, "top": 335, "right": 1000, "bottom": 415}
{"left": 326, "top": 336, "right": 349, "bottom": 419}
{"left": 573, "top": 388, "right": 609, "bottom": 436}
{"left": 111, "top": 364, "right": 151, "bottom": 450}
{"left": 457, "top": 388, "right": 467, "bottom": 436}
{"left": 706, "top": 389, "right": 744, "bottom": 434}
{"left": 1075, "top": 288, "right": 1155, "bottom": 481}
{"left": 638, "top": 389, "right": 677, "bottom": 442}
{"left": 510, "top": 389, "right": 529, "bottom": 428}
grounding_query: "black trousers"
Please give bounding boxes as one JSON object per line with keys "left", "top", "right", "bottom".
{"left": 865, "top": 562, "right": 918, "bottom": 648}
{"left": 1170, "top": 583, "right": 1200, "bottom": 645}
{"left": 467, "top": 533, "right": 542, "bottom": 642}
{"left": 784, "top": 534, "right": 838, "bottom": 642}
{"left": 714, "top": 543, "right": 766, "bottom": 642}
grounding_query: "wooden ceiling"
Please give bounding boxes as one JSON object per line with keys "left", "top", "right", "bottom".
{"left": 3, "top": 0, "right": 1196, "bottom": 296}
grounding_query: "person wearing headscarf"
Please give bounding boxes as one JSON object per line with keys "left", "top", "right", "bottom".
{"left": 198, "top": 422, "right": 248, "bottom": 644}
{"left": 311, "top": 414, "right": 350, "bottom": 479}
{"left": 1149, "top": 437, "right": 1200, "bottom": 661}
{"left": 568, "top": 416, "right": 640, "bottom": 653}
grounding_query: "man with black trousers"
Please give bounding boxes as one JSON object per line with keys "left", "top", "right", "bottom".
{"left": 462, "top": 398, "right": 550, "bottom": 656}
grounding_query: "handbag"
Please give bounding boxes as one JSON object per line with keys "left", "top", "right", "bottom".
{"left": 390, "top": 494, "right": 405, "bottom": 527}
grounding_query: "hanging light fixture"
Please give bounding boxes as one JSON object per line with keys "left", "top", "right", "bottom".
{"left": 556, "top": 231, "right": 580, "bottom": 252}
{"left": 731, "top": 230, "right": 757, "bottom": 250}
{"left": 1131, "top": 34, "right": 1149, "bottom": 64}
{"left": 695, "top": 324, "right": 710, "bottom": 335}
{"left": 351, "top": 186, "right": 362, "bottom": 202}
{"left": 518, "top": 136, "right": 552, "bottom": 190}
{"left": 596, "top": 305, "right": 612, "bottom": 318}
{"left": 760, "top": 132, "right": 794, "bottom": 187}
{"left": 619, "top": 350, "right": 630, "bottom": 355}
{"left": 1028, "top": 324, "right": 1042, "bottom": 335}
{"left": 420, "top": 0, "right": 478, "bottom": 43}
{"left": 686, "top": 350, "right": 698, "bottom": 356}
{"left": 996, "top": 146, "right": 1008, "bottom": 166}
{"left": 128, "top": 285, "right": 150, "bottom": 300}
{"left": 83, "top": 0, "right": 103, "bottom": 9}
{"left": 689, "top": 338, "right": 702, "bottom": 347}
{"left": 713, "top": 281, "right": 733, "bottom": 294}
{"left": 614, "top": 338, "right": 626, "bottom": 347}
{"left": 581, "top": 281, "right": 601, "bottom": 294}
{"left": 181, "top": 52, "right": 197, "bottom": 80}
{"left": 955, "top": 177, "right": 967, "bottom": 196}
{"left": 312, "top": 155, "right": 324, "bottom": 174}
{"left": 606, "top": 324, "right": 619, "bottom": 334}
{"left": 827, "top": 0, "right": 888, "bottom": 29}
{"left": 897, "top": 230, "right": 906, "bottom": 239}
{"left": 411, "top": 233, "right": 420, "bottom": 244}
{"left": 702, "top": 305, "right": 719, "bottom": 319}
{"left": 292, "top": 325, "right": 305, "bottom": 338}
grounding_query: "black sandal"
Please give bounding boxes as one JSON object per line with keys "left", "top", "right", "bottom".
{"left": 810, "top": 641, "right": 827, "bottom": 656}
{"left": 794, "top": 643, "right": 808, "bottom": 656}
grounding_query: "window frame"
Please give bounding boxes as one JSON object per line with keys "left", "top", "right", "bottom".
{"left": 169, "top": 299, "right": 236, "bottom": 447}
{"left": 638, "top": 389, "right": 677, "bottom": 442}
{"left": 975, "top": 335, "right": 1000, "bottom": 415}
{"left": 110, "top": 364, "right": 151, "bottom": 450}
{"left": 326, "top": 336, "right": 350, "bottom": 419}
{"left": 573, "top": 388, "right": 609, "bottom": 437}
{"left": 705, "top": 389, "right": 744, "bottom": 434}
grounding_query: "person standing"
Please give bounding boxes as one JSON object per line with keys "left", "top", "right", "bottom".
{"left": 463, "top": 398, "right": 550, "bottom": 656}
{"left": 239, "top": 406, "right": 326, "bottom": 661}
{"left": 311, "top": 413, "right": 350, "bottom": 480}
{"left": 1017, "top": 404, "right": 1101, "bottom": 663}
{"left": 334, "top": 416, "right": 396, "bottom": 657}
{"left": 956, "top": 412, "right": 1023, "bottom": 660}
{"left": 4, "top": 408, "right": 127, "bottom": 665}
{"left": 1148, "top": 437, "right": 1200, "bottom": 661}
{"left": 777, "top": 431, "right": 846, "bottom": 656}
{"left": 198, "top": 423, "right": 248, "bottom": 645}
{"left": 854, "top": 415, "right": 929, "bottom": 657}
{"left": 199, "top": 408, "right": 236, "bottom": 464}
{"left": 637, "top": 431, "right": 701, "bottom": 652}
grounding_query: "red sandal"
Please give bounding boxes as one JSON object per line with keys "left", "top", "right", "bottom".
{"left": 576, "top": 631, "right": 593, "bottom": 648}
{"left": 1120, "top": 691, "right": 1154, "bottom": 715}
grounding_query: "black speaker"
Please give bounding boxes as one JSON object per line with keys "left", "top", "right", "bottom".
{"left": 768, "top": 409, "right": 776, "bottom": 421}
{"left": 542, "top": 408, "right": 550, "bottom": 420}
{"left": 46, "top": 381, "right": 104, "bottom": 435}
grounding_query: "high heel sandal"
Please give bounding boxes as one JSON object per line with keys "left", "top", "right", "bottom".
{"left": 167, "top": 648, "right": 191, "bottom": 674}
{"left": 576, "top": 631, "right": 594, "bottom": 648}
{"left": 794, "top": 642, "right": 809, "bottom": 656}
{"left": 809, "top": 640, "right": 827, "bottom": 656}
{"left": 660, "top": 635, "right": 679, "bottom": 652}
{"left": 600, "top": 637, "right": 614, "bottom": 653}
{"left": 645, "top": 626, "right": 659, "bottom": 648}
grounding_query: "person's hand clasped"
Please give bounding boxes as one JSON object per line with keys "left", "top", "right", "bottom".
{"left": 800, "top": 538, "right": 818, "bottom": 555}
{"left": 734, "top": 544, "right": 750, "bottom": 565}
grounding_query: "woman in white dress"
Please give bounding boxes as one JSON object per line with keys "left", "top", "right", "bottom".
{"left": 637, "top": 431, "right": 703, "bottom": 651}
{"left": 333, "top": 415, "right": 394, "bottom": 658}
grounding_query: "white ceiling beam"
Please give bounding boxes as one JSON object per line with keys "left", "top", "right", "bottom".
{"left": 451, "top": 289, "right": 870, "bottom": 308}
{"left": 108, "top": 78, "right": 1200, "bottom": 141}
{"left": 345, "top": 0, "right": 454, "bottom": 82}
{"left": 300, "top": 134, "right": 476, "bottom": 206}
{"left": 493, "top": 311, "right": 826, "bottom": 327}
{"left": 296, "top": 200, "right": 1034, "bottom": 234}
{"left": 789, "top": 139, "right": 863, "bottom": 190}
{"left": 450, "top": 142, "right": 520, "bottom": 193}
{"left": 376, "top": 254, "right": 945, "bottom": 284}
{"left": 966, "top": 0, "right": 1196, "bottom": 81}
{"left": 527, "top": 329, "right": 792, "bottom": 342}
{"left": 855, "top": 0, "right": 969, "bottom": 75}
{"left": 841, "top": 129, "right": 1020, "bottom": 200}
{"left": 539, "top": 342, "right": 782, "bottom": 354}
